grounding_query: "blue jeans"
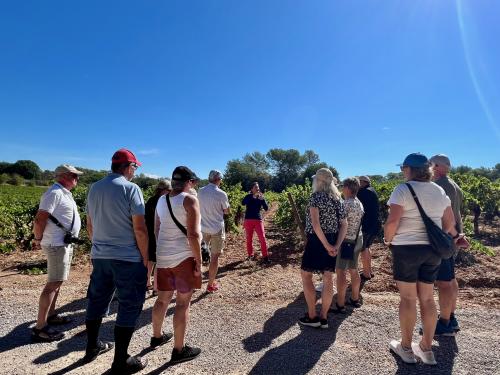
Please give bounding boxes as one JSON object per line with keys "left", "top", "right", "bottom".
{"left": 86, "top": 259, "right": 147, "bottom": 327}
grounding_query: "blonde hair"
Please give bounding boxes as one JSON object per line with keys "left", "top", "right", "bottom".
{"left": 312, "top": 168, "right": 341, "bottom": 200}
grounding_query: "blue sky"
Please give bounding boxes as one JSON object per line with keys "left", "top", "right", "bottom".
{"left": 1, "top": 0, "right": 499, "bottom": 180}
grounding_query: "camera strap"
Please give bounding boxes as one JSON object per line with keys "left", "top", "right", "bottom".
{"left": 48, "top": 201, "right": 76, "bottom": 235}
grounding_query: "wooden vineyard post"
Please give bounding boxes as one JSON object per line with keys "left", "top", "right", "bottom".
{"left": 287, "top": 192, "right": 307, "bottom": 243}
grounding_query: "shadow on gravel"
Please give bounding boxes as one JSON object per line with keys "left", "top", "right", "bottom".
{"left": 0, "top": 297, "right": 88, "bottom": 354}
{"left": 392, "top": 336, "right": 458, "bottom": 374}
{"left": 243, "top": 292, "right": 353, "bottom": 375}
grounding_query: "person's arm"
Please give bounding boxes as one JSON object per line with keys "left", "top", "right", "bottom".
{"left": 32, "top": 210, "right": 50, "bottom": 249}
{"left": 242, "top": 194, "right": 250, "bottom": 206}
{"left": 384, "top": 204, "right": 404, "bottom": 244}
{"left": 154, "top": 211, "right": 161, "bottom": 243}
{"left": 184, "top": 195, "right": 202, "bottom": 276}
{"left": 132, "top": 215, "right": 149, "bottom": 267}
{"left": 87, "top": 215, "right": 93, "bottom": 240}
{"left": 261, "top": 198, "right": 269, "bottom": 211}
{"left": 334, "top": 218, "right": 348, "bottom": 248}
{"left": 310, "top": 207, "right": 337, "bottom": 256}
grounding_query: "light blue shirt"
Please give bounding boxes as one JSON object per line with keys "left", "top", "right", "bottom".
{"left": 86, "top": 173, "right": 145, "bottom": 262}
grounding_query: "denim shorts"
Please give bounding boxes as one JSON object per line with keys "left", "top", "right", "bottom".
{"left": 391, "top": 244, "right": 442, "bottom": 284}
{"left": 43, "top": 245, "right": 73, "bottom": 282}
{"left": 436, "top": 256, "right": 455, "bottom": 281}
{"left": 86, "top": 259, "right": 147, "bottom": 327}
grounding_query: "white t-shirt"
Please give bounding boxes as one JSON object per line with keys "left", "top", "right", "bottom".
{"left": 388, "top": 181, "right": 451, "bottom": 245}
{"left": 198, "top": 183, "right": 230, "bottom": 234}
{"left": 39, "top": 183, "right": 81, "bottom": 247}
{"left": 155, "top": 193, "right": 200, "bottom": 268}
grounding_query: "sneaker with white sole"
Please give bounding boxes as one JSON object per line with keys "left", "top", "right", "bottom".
{"left": 389, "top": 340, "right": 417, "bottom": 364}
{"left": 298, "top": 314, "right": 321, "bottom": 328}
{"left": 411, "top": 342, "right": 437, "bottom": 365}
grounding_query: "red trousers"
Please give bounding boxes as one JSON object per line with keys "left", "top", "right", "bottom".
{"left": 244, "top": 219, "right": 268, "bottom": 257}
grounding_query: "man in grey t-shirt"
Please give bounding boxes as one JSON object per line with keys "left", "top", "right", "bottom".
{"left": 430, "top": 154, "right": 464, "bottom": 336}
{"left": 84, "top": 149, "right": 149, "bottom": 373}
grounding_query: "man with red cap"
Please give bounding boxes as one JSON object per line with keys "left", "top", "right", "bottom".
{"left": 84, "top": 148, "right": 150, "bottom": 374}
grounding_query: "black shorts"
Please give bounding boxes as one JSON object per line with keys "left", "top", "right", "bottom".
{"left": 436, "top": 256, "right": 455, "bottom": 281}
{"left": 361, "top": 231, "right": 377, "bottom": 250}
{"left": 391, "top": 244, "right": 441, "bottom": 284}
{"left": 301, "top": 232, "right": 337, "bottom": 273}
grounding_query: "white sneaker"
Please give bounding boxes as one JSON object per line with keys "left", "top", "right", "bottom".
{"left": 389, "top": 340, "right": 417, "bottom": 364}
{"left": 412, "top": 342, "right": 437, "bottom": 365}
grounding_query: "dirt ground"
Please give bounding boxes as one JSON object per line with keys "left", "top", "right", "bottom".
{"left": 1, "top": 206, "right": 499, "bottom": 374}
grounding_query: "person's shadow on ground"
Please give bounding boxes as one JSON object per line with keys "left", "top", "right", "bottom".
{"left": 392, "top": 335, "right": 458, "bottom": 374}
{"left": 242, "top": 292, "right": 353, "bottom": 375}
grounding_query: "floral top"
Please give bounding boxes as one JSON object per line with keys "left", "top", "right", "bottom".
{"left": 305, "top": 192, "right": 346, "bottom": 234}
{"left": 343, "top": 197, "right": 364, "bottom": 241}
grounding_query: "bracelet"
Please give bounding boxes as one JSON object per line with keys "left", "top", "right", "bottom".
{"left": 34, "top": 238, "right": 42, "bottom": 241}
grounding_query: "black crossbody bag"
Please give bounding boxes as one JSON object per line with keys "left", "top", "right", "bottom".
{"left": 340, "top": 222, "right": 361, "bottom": 260}
{"left": 405, "top": 183, "right": 454, "bottom": 259}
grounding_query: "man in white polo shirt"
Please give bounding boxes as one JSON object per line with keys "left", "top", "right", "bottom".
{"left": 198, "top": 170, "right": 230, "bottom": 293}
{"left": 31, "top": 164, "right": 83, "bottom": 342}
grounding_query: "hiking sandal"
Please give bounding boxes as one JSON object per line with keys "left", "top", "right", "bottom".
{"left": 47, "top": 314, "right": 72, "bottom": 325}
{"left": 31, "top": 326, "right": 65, "bottom": 342}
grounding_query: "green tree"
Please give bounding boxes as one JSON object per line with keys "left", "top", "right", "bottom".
{"left": 266, "top": 148, "right": 307, "bottom": 191}
{"left": 7, "top": 160, "right": 41, "bottom": 180}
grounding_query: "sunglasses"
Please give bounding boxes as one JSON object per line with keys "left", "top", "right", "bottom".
{"left": 400, "top": 166, "right": 408, "bottom": 171}
{"left": 130, "top": 162, "right": 139, "bottom": 169}
{"left": 68, "top": 173, "right": 79, "bottom": 180}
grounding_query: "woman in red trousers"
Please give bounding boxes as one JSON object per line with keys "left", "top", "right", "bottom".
{"left": 241, "top": 182, "right": 269, "bottom": 263}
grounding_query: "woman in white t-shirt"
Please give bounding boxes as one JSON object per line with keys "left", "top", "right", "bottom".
{"left": 384, "top": 153, "right": 462, "bottom": 366}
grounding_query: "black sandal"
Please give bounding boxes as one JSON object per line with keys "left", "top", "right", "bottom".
{"left": 83, "top": 341, "right": 114, "bottom": 363}
{"left": 329, "top": 303, "right": 347, "bottom": 314}
{"left": 47, "top": 314, "right": 72, "bottom": 325}
{"left": 31, "top": 326, "right": 65, "bottom": 342}
{"left": 348, "top": 298, "right": 362, "bottom": 308}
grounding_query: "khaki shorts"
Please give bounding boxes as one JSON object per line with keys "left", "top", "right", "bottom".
{"left": 42, "top": 245, "right": 73, "bottom": 282}
{"left": 157, "top": 257, "right": 202, "bottom": 293}
{"left": 202, "top": 228, "right": 225, "bottom": 255}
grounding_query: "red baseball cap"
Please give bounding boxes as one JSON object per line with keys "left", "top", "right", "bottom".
{"left": 111, "top": 148, "right": 142, "bottom": 166}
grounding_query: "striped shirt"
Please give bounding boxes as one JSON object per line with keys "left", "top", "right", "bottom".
{"left": 198, "top": 183, "right": 230, "bottom": 234}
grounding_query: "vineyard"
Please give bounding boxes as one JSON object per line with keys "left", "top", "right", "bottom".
{"left": 0, "top": 171, "right": 498, "bottom": 258}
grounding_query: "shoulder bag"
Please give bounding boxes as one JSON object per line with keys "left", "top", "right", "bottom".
{"left": 405, "top": 183, "right": 454, "bottom": 259}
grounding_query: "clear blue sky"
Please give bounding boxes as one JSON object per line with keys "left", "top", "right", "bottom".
{"left": 1, "top": 0, "right": 499, "bottom": 180}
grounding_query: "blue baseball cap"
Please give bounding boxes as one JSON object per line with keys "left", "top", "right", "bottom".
{"left": 397, "top": 153, "right": 429, "bottom": 168}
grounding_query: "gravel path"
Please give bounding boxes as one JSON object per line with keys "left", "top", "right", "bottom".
{"left": 1, "top": 207, "right": 499, "bottom": 374}
{"left": 1, "top": 265, "right": 499, "bottom": 375}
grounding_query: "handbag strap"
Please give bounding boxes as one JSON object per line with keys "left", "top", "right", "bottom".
{"left": 405, "top": 183, "right": 432, "bottom": 223}
{"left": 166, "top": 194, "right": 188, "bottom": 237}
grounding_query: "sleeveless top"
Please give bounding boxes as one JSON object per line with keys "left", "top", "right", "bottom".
{"left": 155, "top": 192, "right": 196, "bottom": 268}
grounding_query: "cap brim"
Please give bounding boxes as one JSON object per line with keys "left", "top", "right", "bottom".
{"left": 135, "top": 161, "right": 142, "bottom": 166}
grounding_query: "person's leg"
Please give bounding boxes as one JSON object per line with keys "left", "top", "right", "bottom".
{"left": 152, "top": 290, "right": 174, "bottom": 338}
{"left": 112, "top": 260, "right": 147, "bottom": 366}
{"left": 361, "top": 247, "right": 372, "bottom": 278}
{"left": 396, "top": 281, "right": 418, "bottom": 349}
{"left": 255, "top": 221, "right": 268, "bottom": 257}
{"left": 35, "top": 281, "right": 63, "bottom": 329}
{"left": 437, "top": 280, "right": 456, "bottom": 323}
{"left": 349, "top": 268, "right": 361, "bottom": 301}
{"left": 172, "top": 291, "right": 194, "bottom": 351}
{"left": 301, "top": 270, "right": 317, "bottom": 318}
{"left": 417, "top": 281, "right": 437, "bottom": 351}
{"left": 244, "top": 220, "right": 255, "bottom": 257}
{"left": 335, "top": 269, "right": 347, "bottom": 307}
{"left": 86, "top": 259, "right": 116, "bottom": 351}
{"left": 208, "top": 253, "right": 220, "bottom": 286}
{"left": 147, "top": 261, "right": 155, "bottom": 289}
{"left": 207, "top": 231, "right": 224, "bottom": 287}
{"left": 320, "top": 272, "right": 334, "bottom": 319}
